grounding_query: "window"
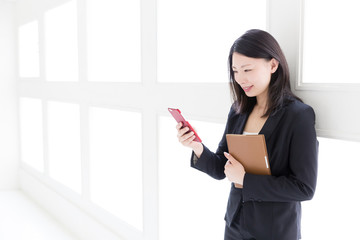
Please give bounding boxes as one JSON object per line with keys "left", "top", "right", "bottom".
{"left": 87, "top": 0, "right": 141, "bottom": 82}
{"left": 89, "top": 107, "right": 143, "bottom": 230}
{"left": 159, "top": 116, "right": 229, "bottom": 240}
{"left": 17, "top": 0, "right": 268, "bottom": 239}
{"left": 18, "top": 21, "right": 40, "bottom": 78}
{"left": 287, "top": 0, "right": 360, "bottom": 142}
{"left": 302, "top": 0, "right": 360, "bottom": 84}
{"left": 47, "top": 101, "right": 81, "bottom": 193}
{"left": 16, "top": 1, "right": 360, "bottom": 240}
{"left": 157, "top": 0, "right": 267, "bottom": 83}
{"left": 44, "top": 0, "right": 78, "bottom": 82}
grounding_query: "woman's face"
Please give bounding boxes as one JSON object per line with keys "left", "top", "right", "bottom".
{"left": 232, "top": 52, "right": 278, "bottom": 99}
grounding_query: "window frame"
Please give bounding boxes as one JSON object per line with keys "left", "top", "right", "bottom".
{"left": 295, "top": 0, "right": 360, "bottom": 92}
{"left": 269, "top": 0, "right": 360, "bottom": 142}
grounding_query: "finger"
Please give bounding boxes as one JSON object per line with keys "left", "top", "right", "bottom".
{"left": 176, "top": 122, "right": 183, "bottom": 130}
{"left": 179, "top": 131, "right": 194, "bottom": 143}
{"left": 177, "top": 127, "right": 190, "bottom": 138}
{"left": 224, "top": 152, "right": 234, "bottom": 161}
{"left": 224, "top": 152, "right": 240, "bottom": 166}
{"left": 177, "top": 127, "right": 189, "bottom": 139}
{"left": 182, "top": 134, "right": 196, "bottom": 145}
{"left": 180, "top": 133, "right": 196, "bottom": 146}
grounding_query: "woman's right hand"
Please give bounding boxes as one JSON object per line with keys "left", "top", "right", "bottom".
{"left": 176, "top": 122, "right": 204, "bottom": 157}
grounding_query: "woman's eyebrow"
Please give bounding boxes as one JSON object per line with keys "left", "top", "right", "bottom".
{"left": 232, "top": 64, "right": 252, "bottom": 70}
{"left": 241, "top": 64, "right": 252, "bottom": 68}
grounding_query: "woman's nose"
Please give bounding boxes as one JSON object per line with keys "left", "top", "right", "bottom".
{"left": 235, "top": 75, "right": 247, "bottom": 85}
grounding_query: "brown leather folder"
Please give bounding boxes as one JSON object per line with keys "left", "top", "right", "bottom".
{"left": 226, "top": 134, "right": 271, "bottom": 187}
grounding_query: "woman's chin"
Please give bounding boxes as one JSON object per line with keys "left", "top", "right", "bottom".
{"left": 244, "top": 92, "right": 256, "bottom": 97}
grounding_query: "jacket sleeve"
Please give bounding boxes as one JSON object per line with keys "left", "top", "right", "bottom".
{"left": 242, "top": 106, "right": 319, "bottom": 202}
{"left": 190, "top": 106, "right": 236, "bottom": 180}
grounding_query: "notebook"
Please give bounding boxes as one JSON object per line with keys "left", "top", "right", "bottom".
{"left": 226, "top": 134, "right": 271, "bottom": 187}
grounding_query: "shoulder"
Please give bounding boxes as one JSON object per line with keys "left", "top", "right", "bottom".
{"left": 286, "top": 99, "right": 315, "bottom": 117}
{"left": 284, "top": 99, "right": 316, "bottom": 125}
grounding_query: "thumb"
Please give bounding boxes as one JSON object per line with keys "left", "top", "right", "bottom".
{"left": 224, "top": 152, "right": 239, "bottom": 165}
{"left": 224, "top": 152, "right": 234, "bottom": 162}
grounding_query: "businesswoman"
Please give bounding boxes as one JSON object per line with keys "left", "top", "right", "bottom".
{"left": 176, "top": 29, "right": 318, "bottom": 240}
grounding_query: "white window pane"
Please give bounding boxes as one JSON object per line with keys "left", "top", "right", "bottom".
{"left": 18, "top": 21, "right": 40, "bottom": 78}
{"left": 302, "top": 137, "right": 360, "bottom": 238}
{"left": 19, "top": 98, "right": 44, "bottom": 172}
{"left": 47, "top": 101, "right": 81, "bottom": 193}
{"left": 157, "top": 0, "right": 267, "bottom": 83}
{"left": 159, "top": 116, "right": 229, "bottom": 240}
{"left": 45, "top": 0, "right": 78, "bottom": 82}
{"left": 302, "top": 0, "right": 360, "bottom": 83}
{"left": 89, "top": 107, "right": 143, "bottom": 230}
{"left": 87, "top": 0, "right": 141, "bottom": 82}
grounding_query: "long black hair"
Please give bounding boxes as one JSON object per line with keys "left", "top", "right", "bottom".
{"left": 228, "top": 29, "right": 301, "bottom": 116}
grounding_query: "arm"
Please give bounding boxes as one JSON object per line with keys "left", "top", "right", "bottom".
{"left": 242, "top": 106, "right": 318, "bottom": 202}
{"left": 176, "top": 106, "right": 237, "bottom": 180}
{"left": 190, "top": 143, "right": 228, "bottom": 180}
{"left": 176, "top": 120, "right": 228, "bottom": 180}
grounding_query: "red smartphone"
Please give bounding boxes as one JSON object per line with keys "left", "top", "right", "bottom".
{"left": 168, "top": 108, "right": 202, "bottom": 142}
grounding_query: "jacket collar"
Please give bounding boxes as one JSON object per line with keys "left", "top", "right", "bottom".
{"left": 259, "top": 106, "right": 286, "bottom": 139}
{"left": 237, "top": 105, "right": 287, "bottom": 140}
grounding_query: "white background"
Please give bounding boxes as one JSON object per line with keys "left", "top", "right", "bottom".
{"left": 1, "top": 0, "right": 359, "bottom": 239}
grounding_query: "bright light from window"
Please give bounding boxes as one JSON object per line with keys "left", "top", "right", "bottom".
{"left": 47, "top": 101, "right": 81, "bottom": 193}
{"left": 18, "top": 21, "right": 40, "bottom": 78}
{"left": 87, "top": 0, "right": 141, "bottom": 82}
{"left": 19, "top": 98, "right": 44, "bottom": 171}
{"left": 302, "top": 0, "right": 360, "bottom": 83}
{"left": 302, "top": 137, "right": 360, "bottom": 238}
{"left": 159, "top": 116, "right": 229, "bottom": 240}
{"left": 157, "top": 0, "right": 267, "bottom": 83}
{"left": 89, "top": 107, "right": 143, "bottom": 230}
{"left": 45, "top": 0, "right": 78, "bottom": 81}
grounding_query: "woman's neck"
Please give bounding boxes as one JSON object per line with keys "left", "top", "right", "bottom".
{"left": 255, "top": 93, "right": 268, "bottom": 115}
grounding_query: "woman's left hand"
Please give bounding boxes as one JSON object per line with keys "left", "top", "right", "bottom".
{"left": 224, "top": 152, "right": 246, "bottom": 188}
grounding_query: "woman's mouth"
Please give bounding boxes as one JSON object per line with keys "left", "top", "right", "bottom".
{"left": 242, "top": 85, "right": 253, "bottom": 92}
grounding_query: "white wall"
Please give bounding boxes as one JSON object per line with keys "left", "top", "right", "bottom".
{"left": 0, "top": 0, "right": 19, "bottom": 189}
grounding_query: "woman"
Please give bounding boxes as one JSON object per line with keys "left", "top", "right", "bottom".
{"left": 176, "top": 29, "right": 318, "bottom": 240}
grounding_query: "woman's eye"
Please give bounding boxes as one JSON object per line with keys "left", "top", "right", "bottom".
{"left": 244, "top": 69, "right": 252, "bottom": 72}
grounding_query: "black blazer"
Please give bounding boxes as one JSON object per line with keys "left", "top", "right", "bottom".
{"left": 191, "top": 99, "right": 318, "bottom": 240}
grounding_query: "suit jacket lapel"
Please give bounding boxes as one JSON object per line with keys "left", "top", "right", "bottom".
{"left": 236, "top": 113, "right": 249, "bottom": 134}
{"left": 259, "top": 106, "right": 286, "bottom": 139}
{"left": 234, "top": 104, "right": 287, "bottom": 137}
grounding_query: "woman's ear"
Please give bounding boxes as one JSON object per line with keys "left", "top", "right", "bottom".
{"left": 270, "top": 58, "right": 279, "bottom": 73}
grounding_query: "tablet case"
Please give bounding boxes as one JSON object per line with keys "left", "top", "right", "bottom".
{"left": 226, "top": 134, "right": 271, "bottom": 188}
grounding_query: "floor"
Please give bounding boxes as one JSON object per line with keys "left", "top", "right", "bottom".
{"left": 0, "top": 190, "right": 79, "bottom": 240}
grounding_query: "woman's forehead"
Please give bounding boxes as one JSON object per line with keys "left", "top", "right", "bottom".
{"left": 232, "top": 53, "right": 264, "bottom": 67}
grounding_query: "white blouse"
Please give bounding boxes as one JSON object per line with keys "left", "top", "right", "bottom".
{"left": 242, "top": 131, "right": 258, "bottom": 135}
